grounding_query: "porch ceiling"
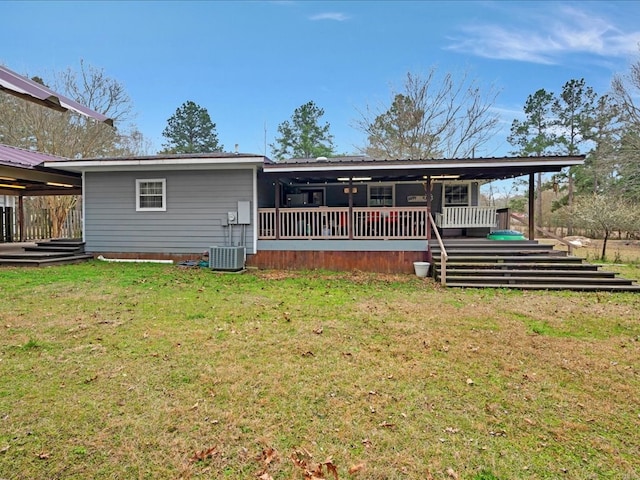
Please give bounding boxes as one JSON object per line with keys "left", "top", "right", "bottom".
{"left": 0, "top": 144, "right": 82, "bottom": 196}
{"left": 262, "top": 155, "right": 585, "bottom": 183}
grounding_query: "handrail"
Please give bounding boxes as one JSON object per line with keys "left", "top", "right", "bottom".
{"left": 428, "top": 211, "right": 448, "bottom": 286}
{"left": 258, "top": 206, "right": 428, "bottom": 240}
{"left": 509, "top": 213, "right": 574, "bottom": 255}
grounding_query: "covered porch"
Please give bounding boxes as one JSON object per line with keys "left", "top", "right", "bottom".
{"left": 250, "top": 155, "right": 585, "bottom": 273}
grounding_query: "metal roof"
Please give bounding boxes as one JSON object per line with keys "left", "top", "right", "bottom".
{"left": 263, "top": 155, "right": 586, "bottom": 182}
{"left": 0, "top": 143, "right": 69, "bottom": 169}
{"left": 0, "top": 144, "right": 81, "bottom": 195}
{"left": 0, "top": 65, "right": 113, "bottom": 126}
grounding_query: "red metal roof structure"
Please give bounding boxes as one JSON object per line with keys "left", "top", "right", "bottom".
{"left": 0, "top": 144, "right": 81, "bottom": 195}
{"left": 0, "top": 65, "right": 113, "bottom": 126}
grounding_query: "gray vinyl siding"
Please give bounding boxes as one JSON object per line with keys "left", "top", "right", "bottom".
{"left": 84, "top": 169, "right": 255, "bottom": 254}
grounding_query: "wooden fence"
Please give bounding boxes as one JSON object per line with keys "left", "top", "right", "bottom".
{"left": 0, "top": 206, "right": 82, "bottom": 242}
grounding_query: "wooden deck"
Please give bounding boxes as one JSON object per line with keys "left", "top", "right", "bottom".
{"left": 430, "top": 238, "right": 640, "bottom": 291}
{"left": 0, "top": 240, "right": 93, "bottom": 267}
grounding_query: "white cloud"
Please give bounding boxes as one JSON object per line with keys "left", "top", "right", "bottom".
{"left": 309, "top": 12, "right": 350, "bottom": 22}
{"left": 447, "top": 4, "right": 640, "bottom": 64}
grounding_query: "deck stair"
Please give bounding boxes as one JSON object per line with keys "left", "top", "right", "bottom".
{"left": 0, "top": 239, "right": 93, "bottom": 267}
{"left": 429, "top": 238, "right": 640, "bottom": 291}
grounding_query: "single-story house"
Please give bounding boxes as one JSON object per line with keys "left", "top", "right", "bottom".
{"left": 44, "top": 152, "right": 584, "bottom": 273}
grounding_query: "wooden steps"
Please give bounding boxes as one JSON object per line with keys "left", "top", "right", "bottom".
{"left": 0, "top": 239, "right": 93, "bottom": 267}
{"left": 429, "top": 239, "right": 640, "bottom": 292}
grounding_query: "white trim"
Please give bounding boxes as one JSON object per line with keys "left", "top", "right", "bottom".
{"left": 252, "top": 166, "right": 258, "bottom": 255}
{"left": 136, "top": 178, "right": 167, "bottom": 212}
{"left": 47, "top": 156, "right": 265, "bottom": 172}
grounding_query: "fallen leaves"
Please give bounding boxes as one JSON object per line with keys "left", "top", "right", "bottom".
{"left": 256, "top": 447, "right": 279, "bottom": 479}
{"left": 189, "top": 446, "right": 217, "bottom": 463}
{"left": 290, "top": 448, "right": 339, "bottom": 480}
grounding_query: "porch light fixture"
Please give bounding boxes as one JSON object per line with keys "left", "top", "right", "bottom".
{"left": 425, "top": 175, "right": 460, "bottom": 180}
{"left": 337, "top": 176, "right": 372, "bottom": 182}
{"left": 0, "top": 176, "right": 17, "bottom": 181}
{"left": 46, "top": 182, "right": 74, "bottom": 188}
{"left": 0, "top": 183, "right": 26, "bottom": 189}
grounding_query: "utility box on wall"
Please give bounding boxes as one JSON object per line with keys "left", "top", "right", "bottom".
{"left": 237, "top": 201, "right": 251, "bottom": 225}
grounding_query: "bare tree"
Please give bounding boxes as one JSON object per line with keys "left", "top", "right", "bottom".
{"left": 0, "top": 62, "right": 146, "bottom": 238}
{"left": 573, "top": 194, "right": 638, "bottom": 260}
{"left": 612, "top": 52, "right": 640, "bottom": 132}
{"left": 0, "top": 61, "right": 144, "bottom": 158}
{"left": 354, "top": 69, "right": 500, "bottom": 159}
{"left": 611, "top": 49, "right": 640, "bottom": 202}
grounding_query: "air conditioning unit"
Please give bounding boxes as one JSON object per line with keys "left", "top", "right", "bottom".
{"left": 209, "top": 246, "right": 246, "bottom": 271}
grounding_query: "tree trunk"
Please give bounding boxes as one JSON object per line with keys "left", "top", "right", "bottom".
{"left": 601, "top": 230, "right": 609, "bottom": 261}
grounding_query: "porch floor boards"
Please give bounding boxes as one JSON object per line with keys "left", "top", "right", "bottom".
{"left": 430, "top": 238, "right": 640, "bottom": 292}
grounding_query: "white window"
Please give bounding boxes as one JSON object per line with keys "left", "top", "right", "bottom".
{"left": 444, "top": 183, "right": 469, "bottom": 207}
{"left": 368, "top": 184, "right": 394, "bottom": 207}
{"left": 136, "top": 179, "right": 166, "bottom": 211}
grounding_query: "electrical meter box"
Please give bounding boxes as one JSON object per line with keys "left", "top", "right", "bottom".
{"left": 237, "top": 201, "right": 251, "bottom": 225}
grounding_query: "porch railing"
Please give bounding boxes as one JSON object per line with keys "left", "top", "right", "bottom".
{"left": 428, "top": 211, "right": 447, "bottom": 286}
{"left": 258, "top": 207, "right": 429, "bottom": 240}
{"left": 435, "top": 206, "right": 497, "bottom": 229}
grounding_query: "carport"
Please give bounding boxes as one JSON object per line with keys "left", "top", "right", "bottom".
{"left": 0, "top": 144, "right": 81, "bottom": 242}
{"left": 1, "top": 64, "right": 112, "bottom": 242}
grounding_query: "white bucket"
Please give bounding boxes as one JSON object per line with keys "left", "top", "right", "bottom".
{"left": 413, "top": 261, "right": 430, "bottom": 278}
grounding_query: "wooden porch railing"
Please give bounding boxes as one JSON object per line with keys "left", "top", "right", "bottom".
{"left": 435, "top": 206, "right": 497, "bottom": 229}
{"left": 258, "top": 207, "right": 429, "bottom": 240}
{"left": 428, "top": 211, "right": 448, "bottom": 286}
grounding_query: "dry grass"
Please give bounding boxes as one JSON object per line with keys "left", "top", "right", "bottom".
{"left": 1, "top": 262, "right": 639, "bottom": 479}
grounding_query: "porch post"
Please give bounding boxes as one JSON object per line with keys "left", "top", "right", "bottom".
{"left": 528, "top": 173, "right": 535, "bottom": 240}
{"left": 425, "top": 176, "right": 432, "bottom": 263}
{"left": 18, "top": 194, "right": 25, "bottom": 242}
{"left": 348, "top": 178, "right": 353, "bottom": 240}
{"left": 274, "top": 180, "right": 281, "bottom": 240}
{"left": 425, "top": 176, "right": 432, "bottom": 241}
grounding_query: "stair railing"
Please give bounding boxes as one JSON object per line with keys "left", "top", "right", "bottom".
{"left": 428, "top": 211, "right": 448, "bottom": 286}
{"left": 510, "top": 213, "right": 574, "bottom": 255}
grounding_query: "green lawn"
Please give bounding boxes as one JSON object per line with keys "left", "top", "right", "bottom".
{"left": 1, "top": 262, "right": 639, "bottom": 479}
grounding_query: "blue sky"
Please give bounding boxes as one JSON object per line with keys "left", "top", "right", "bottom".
{"left": 2, "top": 0, "right": 640, "bottom": 158}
